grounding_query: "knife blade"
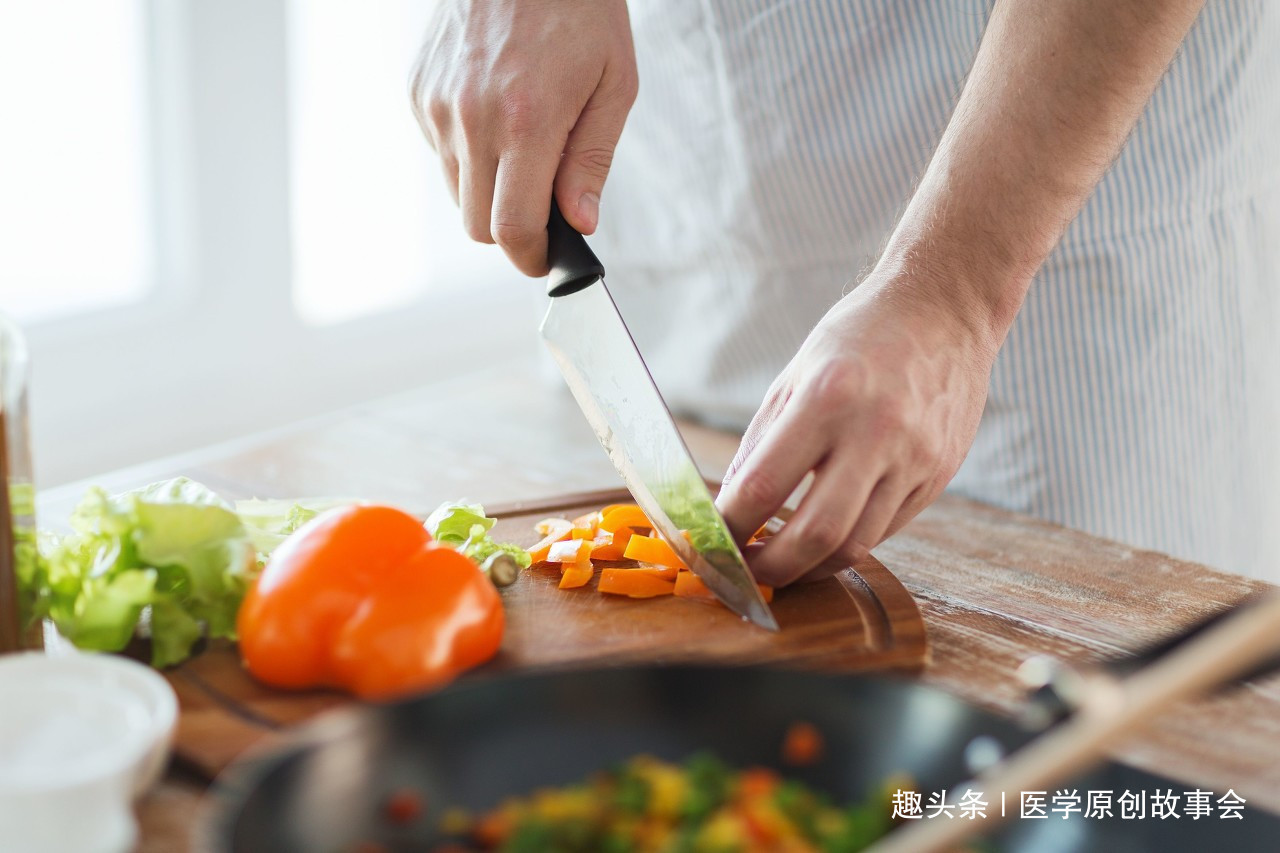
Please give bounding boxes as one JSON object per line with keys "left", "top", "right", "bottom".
{"left": 540, "top": 202, "right": 777, "bottom": 631}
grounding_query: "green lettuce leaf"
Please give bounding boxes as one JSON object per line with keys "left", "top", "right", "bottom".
{"left": 234, "top": 496, "right": 357, "bottom": 557}
{"left": 467, "top": 537, "right": 532, "bottom": 569}
{"left": 425, "top": 501, "right": 494, "bottom": 544}
{"left": 31, "top": 477, "right": 256, "bottom": 667}
{"left": 425, "top": 502, "right": 531, "bottom": 570}
{"left": 148, "top": 596, "right": 205, "bottom": 669}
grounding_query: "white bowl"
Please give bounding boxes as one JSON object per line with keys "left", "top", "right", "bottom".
{"left": 0, "top": 651, "right": 178, "bottom": 853}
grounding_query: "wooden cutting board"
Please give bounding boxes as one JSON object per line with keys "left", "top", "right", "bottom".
{"left": 165, "top": 488, "right": 927, "bottom": 779}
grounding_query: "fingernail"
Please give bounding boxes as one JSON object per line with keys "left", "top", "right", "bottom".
{"left": 577, "top": 192, "right": 599, "bottom": 232}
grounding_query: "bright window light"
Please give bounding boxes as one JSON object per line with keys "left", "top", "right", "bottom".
{"left": 287, "top": 0, "right": 515, "bottom": 326}
{"left": 0, "top": 0, "right": 153, "bottom": 324}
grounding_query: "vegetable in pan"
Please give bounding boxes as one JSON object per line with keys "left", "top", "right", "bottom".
{"left": 439, "top": 753, "right": 902, "bottom": 852}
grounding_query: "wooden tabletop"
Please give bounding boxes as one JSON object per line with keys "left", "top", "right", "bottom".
{"left": 37, "top": 360, "right": 1280, "bottom": 851}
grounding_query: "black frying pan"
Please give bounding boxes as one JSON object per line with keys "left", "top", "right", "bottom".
{"left": 207, "top": 665, "right": 1277, "bottom": 852}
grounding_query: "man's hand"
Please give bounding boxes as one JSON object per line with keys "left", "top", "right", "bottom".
{"left": 410, "top": 0, "right": 637, "bottom": 275}
{"left": 719, "top": 0, "right": 1204, "bottom": 584}
{"left": 719, "top": 273, "right": 998, "bottom": 587}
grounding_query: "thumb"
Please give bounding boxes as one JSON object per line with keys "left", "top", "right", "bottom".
{"left": 554, "top": 75, "right": 635, "bottom": 235}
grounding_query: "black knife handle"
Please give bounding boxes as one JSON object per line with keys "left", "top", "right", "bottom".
{"left": 546, "top": 199, "right": 605, "bottom": 297}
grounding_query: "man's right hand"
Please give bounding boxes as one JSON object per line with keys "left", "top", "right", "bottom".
{"left": 411, "top": 0, "right": 638, "bottom": 276}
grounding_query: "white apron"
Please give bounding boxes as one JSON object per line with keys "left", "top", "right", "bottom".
{"left": 589, "top": 1, "right": 1280, "bottom": 581}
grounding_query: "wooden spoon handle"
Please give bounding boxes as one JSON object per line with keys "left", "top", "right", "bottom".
{"left": 869, "top": 592, "right": 1280, "bottom": 853}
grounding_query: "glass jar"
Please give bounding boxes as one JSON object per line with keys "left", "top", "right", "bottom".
{"left": 1, "top": 313, "right": 39, "bottom": 652}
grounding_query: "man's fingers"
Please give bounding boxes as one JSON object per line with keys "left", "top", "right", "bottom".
{"left": 440, "top": 151, "right": 460, "bottom": 205}
{"left": 716, "top": 405, "right": 826, "bottom": 545}
{"left": 724, "top": 384, "right": 788, "bottom": 486}
{"left": 459, "top": 153, "right": 498, "bottom": 243}
{"left": 744, "top": 456, "right": 880, "bottom": 586}
{"left": 879, "top": 483, "right": 930, "bottom": 542}
{"left": 847, "top": 473, "right": 918, "bottom": 551}
{"left": 553, "top": 71, "right": 636, "bottom": 235}
{"left": 491, "top": 136, "right": 563, "bottom": 276}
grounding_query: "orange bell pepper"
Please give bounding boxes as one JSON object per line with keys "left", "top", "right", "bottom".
{"left": 547, "top": 538, "right": 593, "bottom": 564}
{"left": 746, "top": 520, "right": 778, "bottom": 546}
{"left": 622, "top": 533, "right": 687, "bottom": 569}
{"left": 598, "top": 568, "right": 677, "bottom": 598}
{"left": 625, "top": 564, "right": 679, "bottom": 581}
{"left": 673, "top": 571, "right": 774, "bottom": 603}
{"left": 535, "top": 517, "right": 567, "bottom": 535}
{"left": 237, "top": 505, "right": 504, "bottom": 700}
{"left": 527, "top": 518, "right": 573, "bottom": 562}
{"left": 569, "top": 511, "right": 601, "bottom": 539}
{"left": 599, "top": 505, "right": 652, "bottom": 534}
{"left": 587, "top": 526, "right": 632, "bottom": 561}
{"left": 557, "top": 561, "right": 594, "bottom": 589}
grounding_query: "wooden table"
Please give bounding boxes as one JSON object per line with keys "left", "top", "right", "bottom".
{"left": 37, "top": 361, "right": 1280, "bottom": 851}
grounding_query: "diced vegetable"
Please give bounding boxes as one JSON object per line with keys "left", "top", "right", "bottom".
{"left": 529, "top": 503, "right": 784, "bottom": 615}
{"left": 557, "top": 561, "right": 594, "bottom": 589}
{"left": 629, "top": 565, "right": 680, "bottom": 582}
{"left": 442, "top": 752, "right": 908, "bottom": 852}
{"left": 479, "top": 553, "right": 520, "bottom": 588}
{"left": 598, "top": 568, "right": 676, "bottom": 598}
{"left": 673, "top": 570, "right": 717, "bottom": 601}
{"left": 569, "top": 510, "right": 601, "bottom": 539}
{"left": 781, "top": 721, "right": 825, "bottom": 767}
{"left": 527, "top": 518, "right": 573, "bottom": 563}
{"left": 598, "top": 505, "right": 652, "bottom": 533}
{"left": 588, "top": 527, "right": 632, "bottom": 561}
{"left": 622, "top": 533, "right": 687, "bottom": 569}
{"left": 546, "top": 538, "right": 593, "bottom": 564}
{"left": 535, "top": 518, "right": 567, "bottom": 536}
{"left": 675, "top": 571, "right": 774, "bottom": 603}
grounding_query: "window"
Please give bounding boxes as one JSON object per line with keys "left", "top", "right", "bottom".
{"left": 0, "top": 0, "right": 153, "bottom": 323}
{"left": 287, "top": 0, "right": 514, "bottom": 325}
{"left": 17, "top": 0, "right": 531, "bottom": 487}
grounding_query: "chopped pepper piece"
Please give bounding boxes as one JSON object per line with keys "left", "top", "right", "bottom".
{"left": 547, "top": 538, "right": 593, "bottom": 564}
{"left": 674, "top": 571, "right": 774, "bottom": 603}
{"left": 598, "top": 505, "right": 652, "bottom": 534}
{"left": 588, "top": 527, "right": 632, "bottom": 561}
{"left": 557, "top": 561, "right": 594, "bottom": 589}
{"left": 622, "top": 533, "right": 687, "bottom": 569}
{"left": 527, "top": 518, "right": 573, "bottom": 563}
{"left": 598, "top": 568, "right": 677, "bottom": 598}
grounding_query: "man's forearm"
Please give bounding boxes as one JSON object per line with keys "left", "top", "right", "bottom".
{"left": 877, "top": 0, "right": 1204, "bottom": 346}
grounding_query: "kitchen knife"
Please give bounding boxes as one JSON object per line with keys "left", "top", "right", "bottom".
{"left": 540, "top": 202, "right": 777, "bottom": 631}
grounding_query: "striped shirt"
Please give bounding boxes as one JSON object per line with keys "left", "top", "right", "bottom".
{"left": 591, "top": 1, "right": 1280, "bottom": 581}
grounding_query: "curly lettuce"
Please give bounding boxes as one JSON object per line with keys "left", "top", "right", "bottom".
{"left": 234, "top": 496, "right": 358, "bottom": 558}
{"left": 31, "top": 477, "right": 256, "bottom": 667}
{"left": 425, "top": 501, "right": 531, "bottom": 570}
